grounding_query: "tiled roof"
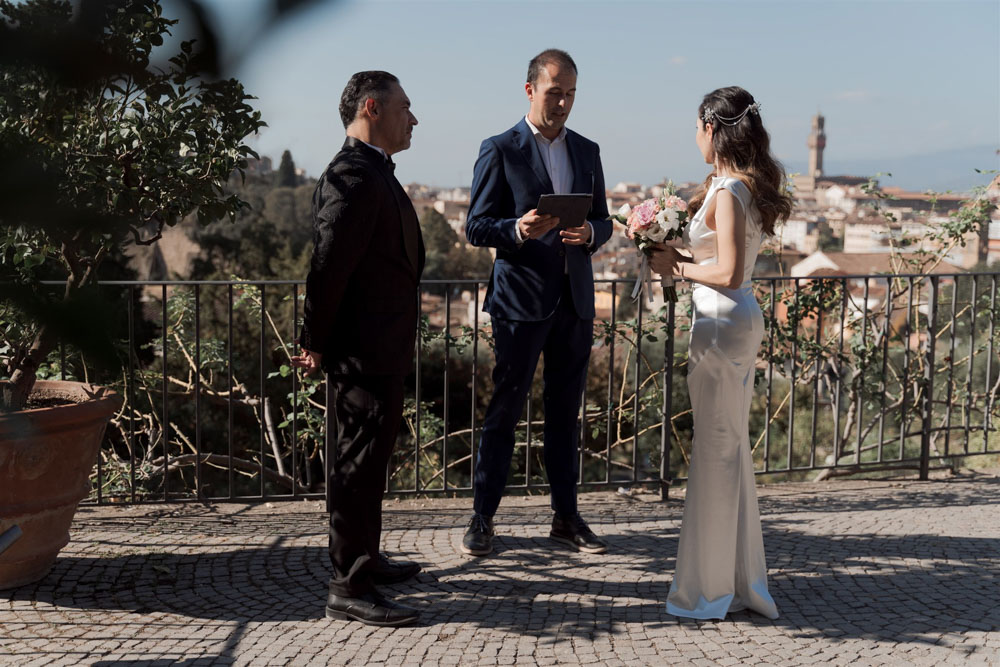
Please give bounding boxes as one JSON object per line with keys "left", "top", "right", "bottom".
{"left": 808, "top": 252, "right": 963, "bottom": 276}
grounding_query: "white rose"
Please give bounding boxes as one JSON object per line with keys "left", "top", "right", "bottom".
{"left": 646, "top": 224, "right": 668, "bottom": 242}
{"left": 617, "top": 203, "right": 632, "bottom": 218}
{"left": 662, "top": 211, "right": 680, "bottom": 233}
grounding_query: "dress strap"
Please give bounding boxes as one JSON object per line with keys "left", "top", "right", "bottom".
{"left": 717, "top": 178, "right": 754, "bottom": 224}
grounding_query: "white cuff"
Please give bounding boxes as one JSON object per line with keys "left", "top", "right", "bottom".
{"left": 514, "top": 219, "right": 525, "bottom": 246}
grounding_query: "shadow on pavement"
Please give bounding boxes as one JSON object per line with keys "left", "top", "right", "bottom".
{"left": 5, "top": 472, "right": 999, "bottom": 665}
{"left": 6, "top": 525, "right": 997, "bottom": 650}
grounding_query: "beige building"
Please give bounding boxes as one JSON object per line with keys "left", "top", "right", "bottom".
{"left": 777, "top": 217, "right": 820, "bottom": 254}
{"left": 842, "top": 218, "right": 894, "bottom": 254}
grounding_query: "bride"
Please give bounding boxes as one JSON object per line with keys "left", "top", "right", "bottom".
{"left": 650, "top": 86, "right": 792, "bottom": 620}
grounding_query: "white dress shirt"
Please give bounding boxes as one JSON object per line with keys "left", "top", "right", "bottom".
{"left": 516, "top": 116, "right": 595, "bottom": 249}
{"left": 525, "top": 115, "right": 572, "bottom": 194}
{"left": 359, "top": 139, "right": 388, "bottom": 160}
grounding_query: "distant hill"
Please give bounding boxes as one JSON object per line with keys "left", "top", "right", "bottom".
{"left": 785, "top": 145, "right": 998, "bottom": 193}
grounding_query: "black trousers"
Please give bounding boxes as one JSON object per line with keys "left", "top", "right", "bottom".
{"left": 326, "top": 371, "right": 404, "bottom": 597}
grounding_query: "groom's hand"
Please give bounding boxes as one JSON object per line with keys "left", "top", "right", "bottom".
{"left": 560, "top": 223, "right": 592, "bottom": 246}
{"left": 291, "top": 348, "right": 323, "bottom": 376}
{"left": 517, "top": 209, "right": 560, "bottom": 240}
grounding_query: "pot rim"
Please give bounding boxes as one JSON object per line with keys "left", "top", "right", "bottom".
{"left": 0, "top": 380, "right": 123, "bottom": 435}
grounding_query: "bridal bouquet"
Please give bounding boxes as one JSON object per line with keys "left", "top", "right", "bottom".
{"left": 610, "top": 182, "right": 689, "bottom": 302}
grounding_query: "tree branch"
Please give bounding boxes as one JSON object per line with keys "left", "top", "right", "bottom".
{"left": 146, "top": 453, "right": 309, "bottom": 494}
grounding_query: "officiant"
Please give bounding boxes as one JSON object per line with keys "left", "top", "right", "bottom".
{"left": 462, "top": 49, "right": 613, "bottom": 557}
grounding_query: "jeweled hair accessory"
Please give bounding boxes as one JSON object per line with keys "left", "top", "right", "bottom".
{"left": 702, "top": 101, "right": 761, "bottom": 126}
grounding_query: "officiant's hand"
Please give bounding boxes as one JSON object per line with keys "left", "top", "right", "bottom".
{"left": 650, "top": 244, "right": 686, "bottom": 278}
{"left": 517, "top": 209, "right": 560, "bottom": 240}
{"left": 291, "top": 348, "right": 323, "bottom": 376}
{"left": 560, "top": 222, "right": 592, "bottom": 246}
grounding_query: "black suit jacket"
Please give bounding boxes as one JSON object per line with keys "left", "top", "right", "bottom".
{"left": 300, "top": 137, "right": 425, "bottom": 376}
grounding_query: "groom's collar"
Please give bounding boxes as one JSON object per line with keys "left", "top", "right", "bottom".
{"left": 358, "top": 139, "right": 388, "bottom": 160}
{"left": 524, "top": 115, "right": 567, "bottom": 145}
{"left": 343, "top": 135, "right": 389, "bottom": 161}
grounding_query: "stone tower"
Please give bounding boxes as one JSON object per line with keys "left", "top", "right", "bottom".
{"left": 807, "top": 113, "right": 826, "bottom": 178}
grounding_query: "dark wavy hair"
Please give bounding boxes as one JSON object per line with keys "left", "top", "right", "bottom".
{"left": 338, "top": 70, "right": 399, "bottom": 128}
{"left": 687, "top": 86, "right": 792, "bottom": 236}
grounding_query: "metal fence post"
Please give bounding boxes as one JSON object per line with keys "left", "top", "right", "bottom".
{"left": 660, "top": 298, "right": 675, "bottom": 501}
{"left": 920, "top": 276, "right": 938, "bottom": 480}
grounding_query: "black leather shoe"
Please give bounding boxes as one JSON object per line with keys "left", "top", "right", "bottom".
{"left": 550, "top": 513, "right": 607, "bottom": 554}
{"left": 325, "top": 589, "right": 420, "bottom": 627}
{"left": 370, "top": 553, "right": 421, "bottom": 585}
{"left": 461, "top": 514, "right": 494, "bottom": 556}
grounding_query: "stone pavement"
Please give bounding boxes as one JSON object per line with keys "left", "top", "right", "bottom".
{"left": 2, "top": 471, "right": 999, "bottom": 666}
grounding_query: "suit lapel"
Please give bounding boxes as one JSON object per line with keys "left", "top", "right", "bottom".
{"left": 566, "top": 131, "right": 590, "bottom": 196}
{"left": 387, "top": 176, "right": 420, "bottom": 276}
{"left": 343, "top": 138, "right": 420, "bottom": 277}
{"left": 514, "top": 123, "right": 592, "bottom": 197}
{"left": 514, "top": 119, "right": 554, "bottom": 194}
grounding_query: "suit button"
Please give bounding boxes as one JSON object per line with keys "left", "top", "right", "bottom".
{"left": 558, "top": 249, "right": 566, "bottom": 257}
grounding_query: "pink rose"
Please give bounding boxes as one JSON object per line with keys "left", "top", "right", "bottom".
{"left": 662, "top": 195, "right": 687, "bottom": 211}
{"left": 630, "top": 199, "right": 660, "bottom": 232}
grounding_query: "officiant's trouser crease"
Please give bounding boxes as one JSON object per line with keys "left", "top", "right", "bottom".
{"left": 326, "top": 372, "right": 404, "bottom": 597}
{"left": 474, "top": 278, "right": 591, "bottom": 518}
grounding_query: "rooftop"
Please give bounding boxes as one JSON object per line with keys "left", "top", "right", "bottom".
{"left": 791, "top": 251, "right": 965, "bottom": 277}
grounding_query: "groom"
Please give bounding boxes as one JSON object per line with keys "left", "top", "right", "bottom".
{"left": 463, "top": 49, "right": 613, "bottom": 556}
{"left": 293, "top": 71, "right": 424, "bottom": 626}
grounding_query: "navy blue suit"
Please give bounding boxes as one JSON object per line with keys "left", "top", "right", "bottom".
{"left": 466, "top": 118, "right": 611, "bottom": 517}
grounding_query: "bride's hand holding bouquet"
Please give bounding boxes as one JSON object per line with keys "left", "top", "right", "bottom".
{"left": 609, "top": 183, "right": 689, "bottom": 302}
{"left": 648, "top": 244, "right": 690, "bottom": 286}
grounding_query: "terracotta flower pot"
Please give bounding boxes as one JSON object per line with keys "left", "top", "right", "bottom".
{"left": 0, "top": 380, "right": 123, "bottom": 589}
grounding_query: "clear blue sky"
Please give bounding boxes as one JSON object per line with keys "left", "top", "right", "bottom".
{"left": 171, "top": 0, "right": 1000, "bottom": 191}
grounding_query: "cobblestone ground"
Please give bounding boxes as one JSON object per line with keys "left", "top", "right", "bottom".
{"left": 2, "top": 471, "right": 999, "bottom": 666}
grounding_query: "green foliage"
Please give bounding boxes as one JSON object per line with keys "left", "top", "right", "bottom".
{"left": 276, "top": 149, "right": 297, "bottom": 188}
{"left": 860, "top": 170, "right": 997, "bottom": 274}
{"left": 421, "top": 208, "right": 454, "bottom": 257}
{"left": 0, "top": 0, "right": 265, "bottom": 410}
{"left": 817, "top": 221, "right": 841, "bottom": 252}
{"left": 419, "top": 207, "right": 493, "bottom": 281}
{"left": 191, "top": 173, "right": 314, "bottom": 280}
{"left": 750, "top": 169, "right": 998, "bottom": 478}
{"left": 270, "top": 358, "right": 325, "bottom": 449}
{"left": 0, "top": 0, "right": 264, "bottom": 251}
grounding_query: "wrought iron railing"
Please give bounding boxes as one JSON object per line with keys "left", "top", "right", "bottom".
{"left": 45, "top": 272, "right": 998, "bottom": 504}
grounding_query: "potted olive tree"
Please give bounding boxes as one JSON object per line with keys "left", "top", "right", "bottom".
{"left": 0, "top": 0, "right": 264, "bottom": 588}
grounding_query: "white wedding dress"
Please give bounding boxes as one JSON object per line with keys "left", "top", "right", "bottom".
{"left": 666, "top": 176, "right": 779, "bottom": 620}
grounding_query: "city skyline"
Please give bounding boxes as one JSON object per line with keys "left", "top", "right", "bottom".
{"left": 172, "top": 0, "right": 999, "bottom": 191}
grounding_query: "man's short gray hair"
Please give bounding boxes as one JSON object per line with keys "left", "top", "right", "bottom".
{"left": 339, "top": 71, "right": 399, "bottom": 128}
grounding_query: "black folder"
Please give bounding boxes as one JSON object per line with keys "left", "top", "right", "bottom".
{"left": 536, "top": 193, "right": 593, "bottom": 229}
